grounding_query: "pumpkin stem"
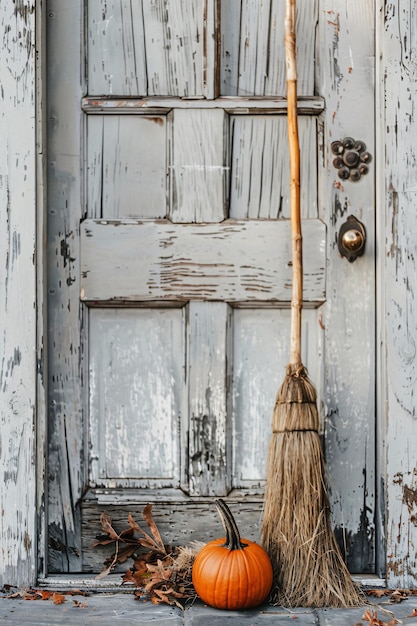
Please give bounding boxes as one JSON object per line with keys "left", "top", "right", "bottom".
{"left": 215, "top": 499, "right": 248, "bottom": 551}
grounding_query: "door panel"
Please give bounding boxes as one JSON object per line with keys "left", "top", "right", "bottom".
{"left": 229, "top": 116, "right": 317, "bottom": 218}
{"left": 47, "top": 0, "right": 376, "bottom": 576}
{"left": 80, "top": 219, "right": 325, "bottom": 303}
{"left": 89, "top": 307, "right": 185, "bottom": 486}
{"left": 87, "top": 115, "right": 168, "bottom": 219}
{"left": 232, "top": 309, "right": 322, "bottom": 490}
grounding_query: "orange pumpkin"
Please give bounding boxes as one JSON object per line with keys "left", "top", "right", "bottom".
{"left": 192, "top": 499, "right": 273, "bottom": 610}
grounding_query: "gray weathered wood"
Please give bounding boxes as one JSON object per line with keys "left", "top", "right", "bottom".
{"left": 45, "top": 0, "right": 379, "bottom": 580}
{"left": 87, "top": 115, "right": 167, "bottom": 218}
{"left": 0, "top": 0, "right": 38, "bottom": 588}
{"left": 316, "top": 0, "right": 376, "bottom": 572}
{"left": 170, "top": 109, "right": 228, "bottom": 222}
{"left": 384, "top": 0, "right": 417, "bottom": 587}
{"left": 232, "top": 309, "right": 323, "bottom": 489}
{"left": 46, "top": 0, "right": 84, "bottom": 572}
{"left": 81, "top": 495, "right": 264, "bottom": 572}
{"left": 80, "top": 219, "right": 326, "bottom": 303}
{"left": 220, "top": 0, "right": 317, "bottom": 96}
{"left": 229, "top": 116, "right": 317, "bottom": 218}
{"left": 82, "top": 96, "right": 326, "bottom": 114}
{"left": 88, "top": 0, "right": 209, "bottom": 97}
{"left": 89, "top": 308, "right": 186, "bottom": 488}
{"left": 187, "top": 303, "right": 231, "bottom": 496}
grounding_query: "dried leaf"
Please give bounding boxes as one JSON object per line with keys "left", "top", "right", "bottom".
{"left": 64, "top": 589, "right": 89, "bottom": 597}
{"left": 389, "top": 588, "right": 408, "bottom": 603}
{"left": 99, "top": 512, "right": 121, "bottom": 541}
{"left": 73, "top": 600, "right": 88, "bottom": 608}
{"left": 52, "top": 592, "right": 66, "bottom": 605}
{"left": 366, "top": 589, "right": 389, "bottom": 598}
{"left": 36, "top": 590, "right": 54, "bottom": 601}
{"left": 361, "top": 610, "right": 400, "bottom": 626}
{"left": 408, "top": 609, "right": 417, "bottom": 617}
{"left": 362, "top": 609, "right": 384, "bottom": 625}
{"left": 142, "top": 504, "right": 166, "bottom": 552}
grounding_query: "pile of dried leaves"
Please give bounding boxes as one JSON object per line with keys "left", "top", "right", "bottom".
{"left": 1, "top": 587, "right": 88, "bottom": 607}
{"left": 94, "top": 504, "right": 203, "bottom": 608}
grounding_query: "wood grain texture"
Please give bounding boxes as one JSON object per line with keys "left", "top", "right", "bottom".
{"left": 81, "top": 495, "right": 264, "bottom": 572}
{"left": 46, "top": 0, "right": 84, "bottom": 572}
{"left": 232, "top": 309, "right": 323, "bottom": 489}
{"left": 220, "top": 0, "right": 317, "bottom": 96}
{"left": 170, "top": 109, "right": 228, "bottom": 222}
{"left": 316, "top": 0, "right": 376, "bottom": 573}
{"left": 88, "top": 308, "right": 185, "bottom": 488}
{"left": 88, "top": 0, "right": 208, "bottom": 97}
{"left": 384, "top": 0, "right": 417, "bottom": 587}
{"left": 87, "top": 115, "right": 167, "bottom": 218}
{"left": 80, "top": 219, "right": 326, "bottom": 303}
{"left": 229, "top": 116, "right": 317, "bottom": 219}
{"left": 187, "top": 303, "right": 231, "bottom": 496}
{"left": 0, "top": 0, "right": 37, "bottom": 587}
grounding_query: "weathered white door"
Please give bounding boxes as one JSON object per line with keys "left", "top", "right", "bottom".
{"left": 47, "top": 0, "right": 377, "bottom": 576}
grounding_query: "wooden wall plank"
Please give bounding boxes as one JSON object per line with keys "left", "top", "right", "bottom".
{"left": 316, "top": 0, "right": 376, "bottom": 572}
{"left": 170, "top": 109, "right": 228, "bottom": 222}
{"left": 0, "top": 0, "right": 37, "bottom": 588}
{"left": 187, "top": 303, "right": 231, "bottom": 496}
{"left": 80, "top": 219, "right": 326, "bottom": 303}
{"left": 229, "top": 116, "right": 317, "bottom": 219}
{"left": 87, "top": 115, "right": 167, "bottom": 218}
{"left": 384, "top": 0, "right": 417, "bottom": 587}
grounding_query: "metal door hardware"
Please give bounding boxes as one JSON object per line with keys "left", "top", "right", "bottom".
{"left": 331, "top": 137, "right": 372, "bottom": 182}
{"left": 337, "top": 215, "right": 366, "bottom": 262}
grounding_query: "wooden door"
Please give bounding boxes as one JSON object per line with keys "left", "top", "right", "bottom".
{"left": 46, "top": 0, "right": 376, "bottom": 576}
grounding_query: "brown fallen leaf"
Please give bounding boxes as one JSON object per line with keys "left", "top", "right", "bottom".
{"left": 361, "top": 609, "right": 399, "bottom": 625}
{"left": 73, "top": 599, "right": 88, "bottom": 608}
{"left": 366, "top": 589, "right": 389, "bottom": 598}
{"left": 52, "top": 592, "right": 66, "bottom": 605}
{"left": 36, "top": 590, "right": 54, "bottom": 601}
{"left": 408, "top": 608, "right": 417, "bottom": 617}
{"left": 389, "top": 588, "right": 408, "bottom": 603}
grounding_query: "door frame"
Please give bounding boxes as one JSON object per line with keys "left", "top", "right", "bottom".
{"left": 3, "top": 0, "right": 414, "bottom": 588}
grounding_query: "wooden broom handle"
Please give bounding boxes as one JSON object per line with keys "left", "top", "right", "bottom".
{"left": 285, "top": 0, "right": 302, "bottom": 366}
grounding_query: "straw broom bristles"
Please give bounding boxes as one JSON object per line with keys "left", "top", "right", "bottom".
{"left": 261, "top": 0, "right": 363, "bottom": 608}
{"left": 262, "top": 365, "right": 363, "bottom": 607}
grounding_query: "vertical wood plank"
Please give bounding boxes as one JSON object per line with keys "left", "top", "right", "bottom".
{"left": 0, "top": 0, "right": 37, "bottom": 588}
{"left": 384, "top": 0, "right": 417, "bottom": 587}
{"left": 47, "top": 0, "right": 84, "bottom": 572}
{"left": 170, "top": 109, "right": 228, "bottom": 222}
{"left": 229, "top": 116, "right": 317, "bottom": 219}
{"left": 187, "top": 302, "right": 231, "bottom": 496}
{"left": 317, "top": 0, "right": 376, "bottom": 572}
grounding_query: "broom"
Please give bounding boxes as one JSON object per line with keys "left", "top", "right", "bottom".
{"left": 261, "top": 0, "right": 363, "bottom": 608}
